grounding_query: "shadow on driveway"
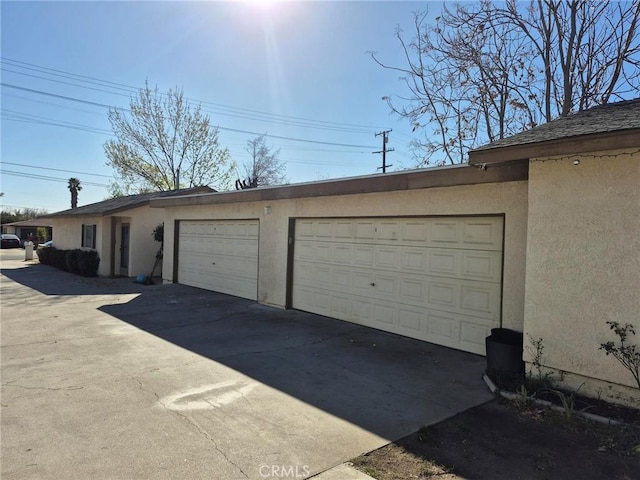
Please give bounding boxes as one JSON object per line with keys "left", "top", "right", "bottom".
{"left": 2, "top": 262, "right": 492, "bottom": 441}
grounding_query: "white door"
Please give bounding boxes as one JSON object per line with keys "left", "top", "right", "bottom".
{"left": 292, "top": 217, "right": 503, "bottom": 354}
{"left": 178, "top": 220, "right": 259, "bottom": 300}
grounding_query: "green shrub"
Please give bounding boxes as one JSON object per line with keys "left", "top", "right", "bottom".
{"left": 36, "top": 246, "right": 52, "bottom": 264}
{"left": 37, "top": 246, "right": 99, "bottom": 277}
{"left": 65, "top": 250, "right": 80, "bottom": 273}
{"left": 77, "top": 250, "right": 99, "bottom": 277}
{"left": 53, "top": 248, "right": 67, "bottom": 270}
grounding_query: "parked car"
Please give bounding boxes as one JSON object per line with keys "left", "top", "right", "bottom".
{"left": 38, "top": 240, "right": 53, "bottom": 248}
{"left": 1, "top": 234, "right": 21, "bottom": 249}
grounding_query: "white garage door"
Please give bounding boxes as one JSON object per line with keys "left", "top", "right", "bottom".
{"left": 292, "top": 217, "right": 503, "bottom": 354}
{"left": 178, "top": 220, "right": 259, "bottom": 300}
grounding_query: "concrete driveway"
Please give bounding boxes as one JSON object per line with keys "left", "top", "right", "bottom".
{"left": 1, "top": 250, "right": 492, "bottom": 479}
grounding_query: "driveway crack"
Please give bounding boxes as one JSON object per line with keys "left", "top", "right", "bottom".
{"left": 2, "top": 381, "right": 84, "bottom": 392}
{"left": 136, "top": 376, "right": 249, "bottom": 479}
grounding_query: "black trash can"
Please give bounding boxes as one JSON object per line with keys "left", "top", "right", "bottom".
{"left": 485, "top": 328, "right": 525, "bottom": 376}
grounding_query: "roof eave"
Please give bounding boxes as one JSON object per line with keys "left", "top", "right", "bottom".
{"left": 150, "top": 161, "right": 529, "bottom": 208}
{"left": 469, "top": 129, "right": 640, "bottom": 166}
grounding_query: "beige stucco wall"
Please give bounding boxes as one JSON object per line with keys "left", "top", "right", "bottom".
{"left": 51, "top": 216, "right": 111, "bottom": 276}
{"left": 50, "top": 206, "right": 164, "bottom": 278}
{"left": 120, "top": 205, "right": 165, "bottom": 277}
{"left": 160, "top": 180, "right": 528, "bottom": 331}
{"left": 524, "top": 148, "right": 640, "bottom": 404}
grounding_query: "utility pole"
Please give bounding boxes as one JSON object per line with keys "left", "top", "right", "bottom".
{"left": 373, "top": 129, "right": 394, "bottom": 173}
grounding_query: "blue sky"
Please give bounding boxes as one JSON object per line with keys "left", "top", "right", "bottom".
{"left": 1, "top": 1, "right": 442, "bottom": 213}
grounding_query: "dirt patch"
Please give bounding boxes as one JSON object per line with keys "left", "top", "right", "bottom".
{"left": 352, "top": 399, "right": 640, "bottom": 480}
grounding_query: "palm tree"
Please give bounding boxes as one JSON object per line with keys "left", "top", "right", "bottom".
{"left": 67, "top": 178, "right": 82, "bottom": 209}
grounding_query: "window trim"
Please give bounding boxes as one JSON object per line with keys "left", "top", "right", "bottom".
{"left": 81, "top": 224, "right": 97, "bottom": 249}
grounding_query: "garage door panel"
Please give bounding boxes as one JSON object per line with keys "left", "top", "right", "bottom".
{"left": 355, "top": 221, "right": 375, "bottom": 240}
{"left": 401, "top": 249, "right": 428, "bottom": 271}
{"left": 400, "top": 278, "right": 426, "bottom": 303}
{"left": 292, "top": 216, "right": 503, "bottom": 354}
{"left": 296, "top": 220, "right": 315, "bottom": 238}
{"left": 428, "top": 251, "right": 458, "bottom": 277}
{"left": 315, "top": 221, "right": 333, "bottom": 237}
{"left": 427, "top": 311, "right": 461, "bottom": 344}
{"left": 296, "top": 263, "right": 500, "bottom": 318}
{"left": 377, "top": 221, "right": 401, "bottom": 240}
{"left": 331, "top": 268, "right": 349, "bottom": 288}
{"left": 460, "top": 318, "right": 496, "bottom": 354}
{"left": 398, "top": 307, "right": 424, "bottom": 333}
{"left": 431, "top": 221, "right": 460, "bottom": 245}
{"left": 373, "top": 304, "right": 397, "bottom": 328}
{"left": 461, "top": 251, "right": 501, "bottom": 282}
{"left": 460, "top": 284, "right": 501, "bottom": 319}
{"left": 351, "top": 299, "right": 372, "bottom": 322}
{"left": 333, "top": 221, "right": 352, "bottom": 238}
{"left": 295, "top": 241, "right": 315, "bottom": 260}
{"left": 462, "top": 220, "right": 501, "bottom": 247}
{"left": 353, "top": 245, "right": 374, "bottom": 266}
{"left": 333, "top": 244, "right": 352, "bottom": 264}
{"left": 352, "top": 271, "right": 375, "bottom": 295}
{"left": 376, "top": 247, "right": 399, "bottom": 269}
{"left": 428, "top": 282, "right": 457, "bottom": 309}
{"left": 374, "top": 274, "right": 398, "bottom": 297}
{"left": 178, "top": 220, "right": 258, "bottom": 300}
{"left": 402, "top": 221, "right": 429, "bottom": 243}
{"left": 316, "top": 244, "right": 331, "bottom": 261}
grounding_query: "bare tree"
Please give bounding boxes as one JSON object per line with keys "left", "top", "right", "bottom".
{"left": 373, "top": 0, "right": 640, "bottom": 166}
{"left": 105, "top": 82, "right": 235, "bottom": 192}
{"left": 67, "top": 177, "right": 82, "bottom": 209}
{"left": 1, "top": 207, "right": 49, "bottom": 224}
{"left": 236, "top": 135, "right": 287, "bottom": 189}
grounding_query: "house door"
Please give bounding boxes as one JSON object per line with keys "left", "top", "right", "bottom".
{"left": 120, "top": 224, "right": 130, "bottom": 275}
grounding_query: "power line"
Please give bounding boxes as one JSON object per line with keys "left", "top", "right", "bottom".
{"left": 4, "top": 92, "right": 107, "bottom": 117}
{"left": 1, "top": 83, "right": 116, "bottom": 109}
{"left": 1, "top": 58, "right": 138, "bottom": 94}
{"left": 2, "top": 109, "right": 112, "bottom": 135}
{"left": 1, "top": 57, "right": 386, "bottom": 131}
{"left": 1, "top": 68, "right": 135, "bottom": 100}
{"left": 0, "top": 161, "right": 113, "bottom": 178}
{"left": 0, "top": 203, "right": 52, "bottom": 211}
{"left": 3, "top": 68, "right": 374, "bottom": 134}
{"left": 1, "top": 84, "right": 378, "bottom": 149}
{"left": 2, "top": 170, "right": 109, "bottom": 188}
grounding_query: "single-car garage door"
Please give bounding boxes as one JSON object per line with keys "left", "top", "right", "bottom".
{"left": 178, "top": 220, "right": 259, "bottom": 300}
{"left": 292, "top": 217, "right": 503, "bottom": 354}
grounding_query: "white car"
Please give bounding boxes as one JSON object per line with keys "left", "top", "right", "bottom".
{"left": 38, "top": 240, "right": 54, "bottom": 248}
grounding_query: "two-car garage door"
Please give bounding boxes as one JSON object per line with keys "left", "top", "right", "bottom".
{"left": 292, "top": 217, "right": 503, "bottom": 354}
{"left": 177, "top": 220, "right": 259, "bottom": 300}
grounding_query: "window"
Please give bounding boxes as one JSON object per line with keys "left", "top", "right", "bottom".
{"left": 81, "top": 224, "right": 96, "bottom": 249}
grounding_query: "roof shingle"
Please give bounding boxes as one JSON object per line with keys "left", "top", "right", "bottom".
{"left": 472, "top": 98, "right": 640, "bottom": 152}
{"left": 41, "top": 186, "right": 214, "bottom": 218}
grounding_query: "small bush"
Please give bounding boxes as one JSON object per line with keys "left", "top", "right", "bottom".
{"left": 36, "top": 246, "right": 52, "bottom": 264}
{"left": 52, "top": 248, "right": 67, "bottom": 270}
{"left": 65, "top": 250, "right": 80, "bottom": 273}
{"left": 37, "top": 246, "right": 99, "bottom": 277}
{"left": 77, "top": 250, "right": 100, "bottom": 277}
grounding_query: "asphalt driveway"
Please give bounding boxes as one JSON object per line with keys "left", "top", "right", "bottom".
{"left": 1, "top": 250, "right": 492, "bottom": 479}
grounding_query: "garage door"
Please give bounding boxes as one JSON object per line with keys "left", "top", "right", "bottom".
{"left": 292, "top": 217, "right": 503, "bottom": 354}
{"left": 178, "top": 220, "right": 259, "bottom": 300}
